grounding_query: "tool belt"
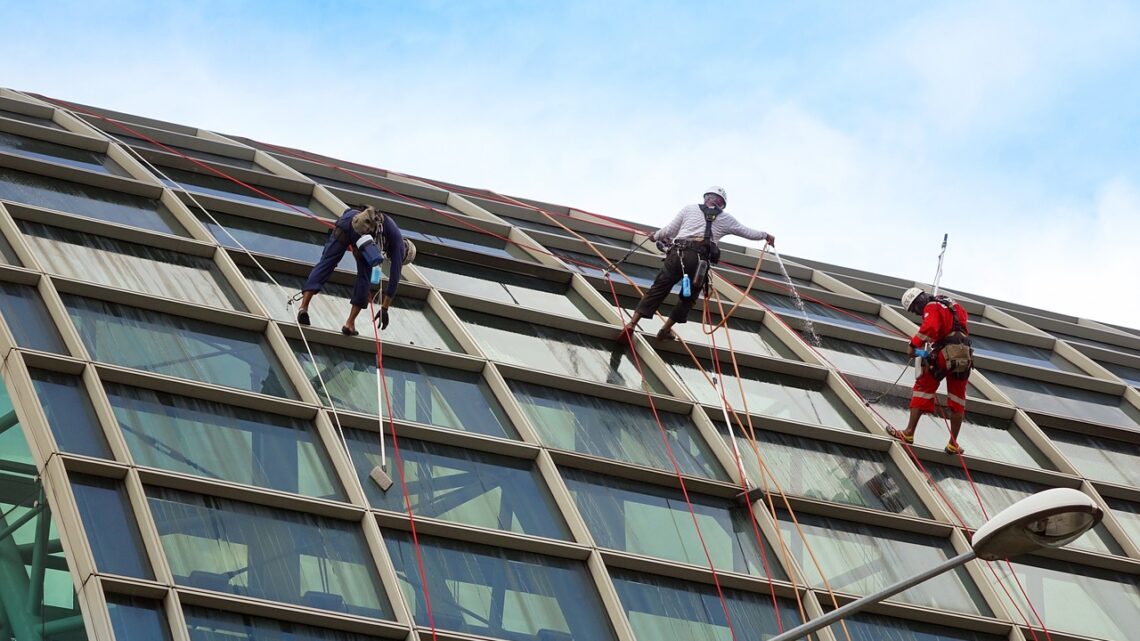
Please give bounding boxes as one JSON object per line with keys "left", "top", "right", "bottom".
{"left": 673, "top": 238, "right": 720, "bottom": 263}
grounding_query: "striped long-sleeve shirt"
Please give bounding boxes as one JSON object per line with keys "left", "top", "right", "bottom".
{"left": 651, "top": 204, "right": 770, "bottom": 244}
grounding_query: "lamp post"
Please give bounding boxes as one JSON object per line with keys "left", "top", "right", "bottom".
{"left": 767, "top": 488, "right": 1103, "bottom": 641}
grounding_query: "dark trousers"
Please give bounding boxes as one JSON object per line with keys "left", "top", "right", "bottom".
{"left": 635, "top": 247, "right": 701, "bottom": 323}
{"left": 303, "top": 231, "right": 372, "bottom": 308}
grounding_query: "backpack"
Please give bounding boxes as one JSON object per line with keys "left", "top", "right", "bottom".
{"left": 350, "top": 206, "right": 383, "bottom": 237}
{"left": 928, "top": 296, "right": 973, "bottom": 380}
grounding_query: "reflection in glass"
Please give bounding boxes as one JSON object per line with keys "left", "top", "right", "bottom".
{"left": 835, "top": 611, "right": 1005, "bottom": 641}
{"left": 196, "top": 210, "right": 353, "bottom": 270}
{"left": 0, "top": 228, "right": 19, "bottom": 264}
{"left": 991, "top": 557, "right": 1140, "bottom": 641}
{"left": 665, "top": 354, "right": 860, "bottom": 430}
{"left": 161, "top": 166, "right": 329, "bottom": 217}
{"left": 552, "top": 247, "right": 658, "bottom": 287}
{"left": 461, "top": 309, "right": 666, "bottom": 392}
{"left": 808, "top": 333, "right": 907, "bottom": 380}
{"left": 870, "top": 394, "right": 1053, "bottom": 469}
{"left": 1100, "top": 359, "right": 1140, "bottom": 388}
{"left": 616, "top": 294, "right": 795, "bottom": 359}
{"left": 242, "top": 266, "right": 459, "bottom": 351}
{"left": 0, "top": 281, "right": 67, "bottom": 353}
{"left": 926, "top": 464, "right": 1120, "bottom": 554}
{"left": 107, "top": 594, "right": 174, "bottom": 641}
{"left": 416, "top": 254, "right": 601, "bottom": 321}
{"left": 71, "top": 473, "right": 153, "bottom": 578}
{"left": 347, "top": 430, "right": 569, "bottom": 539}
{"left": 0, "top": 129, "right": 129, "bottom": 176}
{"left": 777, "top": 511, "right": 989, "bottom": 615}
{"left": 148, "top": 487, "right": 391, "bottom": 619}
{"left": 1046, "top": 428, "right": 1140, "bottom": 487}
{"left": 114, "top": 132, "right": 262, "bottom": 171}
{"left": 725, "top": 428, "right": 928, "bottom": 516}
{"left": 0, "top": 166, "right": 185, "bottom": 236}
{"left": 397, "top": 215, "right": 537, "bottom": 263}
{"left": 65, "top": 294, "right": 297, "bottom": 398}
{"left": 757, "top": 290, "right": 890, "bottom": 334}
{"left": 564, "top": 469, "right": 782, "bottom": 577}
{"left": 385, "top": 530, "right": 615, "bottom": 641}
{"left": 611, "top": 570, "right": 801, "bottom": 641}
{"left": 30, "top": 368, "right": 112, "bottom": 458}
{"left": 510, "top": 381, "right": 726, "bottom": 479}
{"left": 984, "top": 369, "right": 1140, "bottom": 430}
{"left": 184, "top": 606, "right": 379, "bottom": 640}
{"left": 21, "top": 220, "right": 245, "bottom": 310}
{"left": 293, "top": 341, "right": 515, "bottom": 438}
{"left": 106, "top": 383, "right": 343, "bottom": 499}
{"left": 970, "top": 335, "right": 1083, "bottom": 374}
{"left": 1107, "top": 498, "right": 1140, "bottom": 548}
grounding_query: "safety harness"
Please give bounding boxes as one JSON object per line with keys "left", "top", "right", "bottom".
{"left": 686, "top": 206, "right": 722, "bottom": 299}
{"left": 925, "top": 296, "right": 973, "bottom": 380}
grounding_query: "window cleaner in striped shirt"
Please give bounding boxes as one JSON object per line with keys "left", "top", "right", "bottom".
{"left": 620, "top": 187, "right": 774, "bottom": 341}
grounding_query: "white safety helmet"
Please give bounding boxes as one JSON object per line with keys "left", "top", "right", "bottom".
{"left": 402, "top": 239, "right": 417, "bottom": 265}
{"left": 703, "top": 186, "right": 727, "bottom": 207}
{"left": 901, "top": 287, "right": 926, "bottom": 313}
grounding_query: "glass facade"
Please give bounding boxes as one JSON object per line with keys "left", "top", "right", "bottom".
{"left": 2, "top": 93, "right": 1137, "bottom": 641}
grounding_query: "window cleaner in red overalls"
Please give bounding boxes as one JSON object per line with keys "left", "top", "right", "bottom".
{"left": 889, "top": 287, "right": 974, "bottom": 454}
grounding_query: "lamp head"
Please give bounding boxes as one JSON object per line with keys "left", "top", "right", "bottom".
{"left": 971, "top": 488, "right": 1102, "bottom": 561}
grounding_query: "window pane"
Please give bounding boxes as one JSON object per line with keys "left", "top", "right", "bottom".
{"left": 71, "top": 473, "right": 153, "bottom": 578}
{"left": 970, "top": 335, "right": 1084, "bottom": 374}
{"left": 611, "top": 570, "right": 802, "bottom": 641}
{"left": 808, "top": 333, "right": 909, "bottom": 381}
{"left": 0, "top": 229, "right": 19, "bottom": 265}
{"left": 983, "top": 369, "right": 1140, "bottom": 430}
{"left": 161, "top": 166, "right": 329, "bottom": 217}
{"left": 115, "top": 133, "right": 263, "bottom": 172}
{"left": 148, "top": 487, "right": 392, "bottom": 619}
{"left": 510, "top": 380, "right": 726, "bottom": 479}
{"left": 0, "top": 281, "right": 67, "bottom": 353}
{"left": 869, "top": 394, "right": 1053, "bottom": 469}
{"left": 460, "top": 309, "right": 666, "bottom": 393}
{"left": 106, "top": 383, "right": 343, "bottom": 500}
{"left": 564, "top": 468, "right": 783, "bottom": 577}
{"left": 777, "top": 511, "right": 989, "bottom": 615}
{"left": 0, "top": 166, "right": 185, "bottom": 236}
{"left": 20, "top": 220, "right": 245, "bottom": 310}
{"left": 553, "top": 247, "right": 658, "bottom": 287}
{"left": 1100, "top": 359, "right": 1140, "bottom": 388}
{"left": 1046, "top": 428, "right": 1140, "bottom": 487}
{"left": 197, "top": 210, "right": 354, "bottom": 270}
{"left": 835, "top": 611, "right": 1005, "bottom": 641}
{"left": 398, "top": 215, "right": 536, "bottom": 262}
{"left": 1107, "top": 498, "right": 1140, "bottom": 548}
{"left": 665, "top": 355, "right": 860, "bottom": 431}
{"left": 615, "top": 295, "right": 796, "bottom": 360}
{"left": 241, "top": 266, "right": 460, "bottom": 351}
{"left": 0, "top": 107, "right": 63, "bottom": 129}
{"left": 1051, "top": 330, "right": 1140, "bottom": 358}
{"left": 107, "top": 594, "right": 174, "bottom": 641}
{"left": 926, "top": 464, "right": 1120, "bottom": 554}
{"left": 0, "top": 380, "right": 90, "bottom": 640}
{"left": 757, "top": 291, "right": 890, "bottom": 335}
{"left": 990, "top": 557, "right": 1140, "bottom": 641}
{"left": 184, "top": 606, "right": 380, "bottom": 641}
{"left": 314, "top": 174, "right": 463, "bottom": 214}
{"left": 293, "top": 341, "right": 515, "bottom": 438}
{"left": 416, "top": 254, "right": 601, "bottom": 321}
{"left": 385, "top": 530, "right": 616, "bottom": 641}
{"left": 347, "top": 430, "right": 569, "bottom": 539}
{"left": 29, "top": 368, "right": 111, "bottom": 458}
{"left": 498, "top": 214, "right": 630, "bottom": 248}
{"left": 725, "top": 428, "right": 929, "bottom": 517}
{"left": 0, "top": 129, "right": 129, "bottom": 176}
{"left": 64, "top": 294, "right": 297, "bottom": 398}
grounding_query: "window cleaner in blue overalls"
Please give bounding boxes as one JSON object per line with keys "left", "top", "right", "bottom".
{"left": 297, "top": 206, "right": 417, "bottom": 335}
{"left": 621, "top": 187, "right": 775, "bottom": 341}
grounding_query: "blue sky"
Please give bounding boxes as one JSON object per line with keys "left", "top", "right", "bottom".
{"left": 2, "top": 1, "right": 1138, "bottom": 328}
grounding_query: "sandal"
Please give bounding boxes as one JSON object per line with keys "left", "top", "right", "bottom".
{"left": 656, "top": 328, "right": 676, "bottom": 342}
{"left": 886, "top": 427, "right": 914, "bottom": 444}
{"left": 297, "top": 309, "right": 310, "bottom": 326}
{"left": 341, "top": 326, "right": 359, "bottom": 336}
{"left": 944, "top": 442, "right": 965, "bottom": 455}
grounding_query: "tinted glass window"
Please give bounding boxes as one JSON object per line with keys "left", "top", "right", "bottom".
{"left": 347, "top": 430, "right": 569, "bottom": 539}
{"left": 106, "top": 383, "right": 343, "bottom": 499}
{"left": 460, "top": 309, "right": 666, "bottom": 392}
{"left": 293, "top": 341, "right": 515, "bottom": 438}
{"left": 114, "top": 132, "right": 262, "bottom": 171}
{"left": 1107, "top": 498, "right": 1140, "bottom": 548}
{"left": 616, "top": 295, "right": 797, "bottom": 359}
{"left": 553, "top": 247, "right": 658, "bottom": 287}
{"left": 184, "top": 606, "right": 379, "bottom": 640}
{"left": 0, "top": 281, "right": 67, "bottom": 353}
{"left": 21, "top": 220, "right": 245, "bottom": 310}
{"left": 757, "top": 291, "right": 890, "bottom": 334}
{"left": 64, "top": 294, "right": 297, "bottom": 398}
{"left": 385, "top": 530, "right": 615, "bottom": 641}
{"left": 0, "top": 229, "right": 19, "bottom": 265}
{"left": 970, "top": 335, "right": 1083, "bottom": 373}
{"left": 983, "top": 369, "right": 1140, "bottom": 430}
{"left": 0, "top": 166, "right": 185, "bottom": 235}
{"left": 71, "top": 473, "right": 153, "bottom": 578}
{"left": 0, "top": 130, "right": 128, "bottom": 176}
{"left": 1100, "top": 360, "right": 1140, "bottom": 388}
{"left": 397, "top": 215, "right": 536, "bottom": 263}
{"left": 107, "top": 594, "right": 173, "bottom": 641}
{"left": 808, "top": 333, "right": 908, "bottom": 380}
{"left": 148, "top": 487, "right": 392, "bottom": 619}
{"left": 510, "top": 380, "right": 726, "bottom": 479}
{"left": 30, "top": 368, "right": 111, "bottom": 458}
{"left": 1046, "top": 428, "right": 1140, "bottom": 487}
{"left": 564, "top": 468, "right": 783, "bottom": 577}
{"left": 161, "top": 166, "right": 327, "bottom": 217}
{"left": 835, "top": 611, "right": 1006, "bottom": 641}
{"left": 196, "top": 210, "right": 354, "bottom": 269}
{"left": 0, "top": 107, "right": 63, "bottom": 129}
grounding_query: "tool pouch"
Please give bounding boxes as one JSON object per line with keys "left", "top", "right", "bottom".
{"left": 943, "top": 343, "right": 973, "bottom": 379}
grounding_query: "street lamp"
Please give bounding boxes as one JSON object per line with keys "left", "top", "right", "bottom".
{"left": 767, "top": 488, "right": 1103, "bottom": 641}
